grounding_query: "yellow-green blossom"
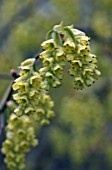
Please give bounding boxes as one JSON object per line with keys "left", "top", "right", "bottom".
{"left": 41, "top": 39, "right": 55, "bottom": 50}
{"left": 2, "top": 114, "right": 38, "bottom": 170}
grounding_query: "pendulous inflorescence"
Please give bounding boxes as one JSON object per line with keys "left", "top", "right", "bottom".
{"left": 2, "top": 58, "right": 54, "bottom": 170}
{"left": 2, "top": 114, "right": 38, "bottom": 170}
{"left": 39, "top": 22, "right": 101, "bottom": 90}
{"left": 2, "top": 22, "right": 101, "bottom": 170}
{"left": 12, "top": 58, "right": 54, "bottom": 125}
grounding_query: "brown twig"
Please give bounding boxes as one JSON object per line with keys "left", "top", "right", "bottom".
{"left": 0, "top": 70, "right": 19, "bottom": 134}
{"left": 0, "top": 70, "right": 19, "bottom": 113}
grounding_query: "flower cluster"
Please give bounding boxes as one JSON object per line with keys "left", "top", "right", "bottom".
{"left": 12, "top": 58, "right": 54, "bottom": 125}
{"left": 2, "top": 22, "right": 101, "bottom": 170}
{"left": 2, "top": 58, "right": 54, "bottom": 170}
{"left": 39, "top": 40, "right": 66, "bottom": 89}
{"left": 2, "top": 114, "right": 38, "bottom": 170}
{"left": 66, "top": 29, "right": 101, "bottom": 89}
{"left": 39, "top": 22, "right": 101, "bottom": 90}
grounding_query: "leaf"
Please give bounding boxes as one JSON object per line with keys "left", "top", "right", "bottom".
{"left": 53, "top": 31, "right": 62, "bottom": 47}
{"left": 64, "top": 27, "right": 77, "bottom": 44}
{"left": 46, "top": 30, "right": 53, "bottom": 40}
{"left": 53, "top": 21, "right": 64, "bottom": 33}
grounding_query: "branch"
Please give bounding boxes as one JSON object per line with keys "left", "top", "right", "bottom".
{"left": 0, "top": 69, "right": 24, "bottom": 113}
{"left": 0, "top": 70, "right": 19, "bottom": 134}
{"left": 34, "top": 52, "right": 40, "bottom": 61}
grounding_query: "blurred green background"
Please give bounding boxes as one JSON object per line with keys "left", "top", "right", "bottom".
{"left": 0, "top": 0, "right": 112, "bottom": 169}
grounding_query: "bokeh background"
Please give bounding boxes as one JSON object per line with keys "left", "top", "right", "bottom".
{"left": 0, "top": 0, "right": 112, "bottom": 169}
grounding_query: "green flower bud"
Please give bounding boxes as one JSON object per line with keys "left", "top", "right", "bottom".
{"left": 18, "top": 163, "right": 25, "bottom": 170}
{"left": 55, "top": 48, "right": 64, "bottom": 57}
{"left": 39, "top": 67, "right": 48, "bottom": 76}
{"left": 41, "top": 119, "right": 50, "bottom": 126}
{"left": 84, "top": 54, "right": 97, "bottom": 64}
{"left": 77, "top": 35, "right": 90, "bottom": 46}
{"left": 63, "top": 38, "right": 76, "bottom": 48}
{"left": 63, "top": 44, "right": 74, "bottom": 52}
{"left": 55, "top": 49, "right": 66, "bottom": 65}
{"left": 2, "top": 140, "right": 13, "bottom": 153}
{"left": 46, "top": 111, "right": 55, "bottom": 119}
{"left": 71, "top": 28, "right": 85, "bottom": 36}
{"left": 74, "top": 77, "right": 84, "bottom": 90}
{"left": 13, "top": 81, "right": 29, "bottom": 94}
{"left": 20, "top": 141, "right": 30, "bottom": 152}
{"left": 32, "top": 139, "right": 39, "bottom": 147}
{"left": 6, "top": 100, "right": 16, "bottom": 110}
{"left": 20, "top": 58, "right": 35, "bottom": 70}
{"left": 84, "top": 55, "right": 92, "bottom": 63}
{"left": 14, "top": 106, "right": 23, "bottom": 116}
{"left": 69, "top": 68, "right": 77, "bottom": 76}
{"left": 82, "top": 68, "right": 93, "bottom": 77}
{"left": 13, "top": 94, "right": 28, "bottom": 106}
{"left": 25, "top": 107, "right": 35, "bottom": 114}
{"left": 39, "top": 50, "right": 52, "bottom": 59}
{"left": 12, "top": 82, "right": 20, "bottom": 90}
{"left": 66, "top": 54, "right": 75, "bottom": 61}
{"left": 9, "top": 114, "right": 19, "bottom": 124}
{"left": 19, "top": 70, "right": 27, "bottom": 76}
{"left": 43, "top": 57, "right": 54, "bottom": 67}
{"left": 85, "top": 77, "right": 95, "bottom": 86}
{"left": 78, "top": 45, "right": 90, "bottom": 56}
{"left": 53, "top": 64, "right": 63, "bottom": 79}
{"left": 53, "top": 22, "right": 64, "bottom": 33}
{"left": 7, "top": 162, "right": 16, "bottom": 170}
{"left": 94, "top": 69, "right": 101, "bottom": 79}
{"left": 17, "top": 129, "right": 26, "bottom": 138}
{"left": 45, "top": 72, "right": 55, "bottom": 82}
{"left": 41, "top": 39, "right": 55, "bottom": 50}
{"left": 55, "top": 55, "right": 65, "bottom": 66}
{"left": 16, "top": 154, "right": 24, "bottom": 163}
{"left": 7, "top": 152, "right": 15, "bottom": 160}
{"left": 22, "top": 116, "right": 31, "bottom": 125}
{"left": 6, "top": 131, "right": 13, "bottom": 139}
{"left": 30, "top": 74, "right": 41, "bottom": 87}
{"left": 52, "top": 78, "right": 61, "bottom": 87}
{"left": 36, "top": 108, "right": 45, "bottom": 115}
{"left": 18, "top": 83, "right": 29, "bottom": 94}
{"left": 71, "top": 60, "right": 82, "bottom": 68}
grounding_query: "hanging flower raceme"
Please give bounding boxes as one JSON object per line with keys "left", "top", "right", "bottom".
{"left": 1, "top": 22, "right": 101, "bottom": 170}
{"left": 2, "top": 58, "right": 54, "bottom": 170}
{"left": 2, "top": 114, "right": 38, "bottom": 170}
{"left": 39, "top": 43, "right": 66, "bottom": 89}
{"left": 12, "top": 58, "right": 54, "bottom": 124}
{"left": 39, "top": 22, "right": 101, "bottom": 90}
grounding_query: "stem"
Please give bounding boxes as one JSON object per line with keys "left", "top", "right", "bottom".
{"left": 0, "top": 70, "right": 19, "bottom": 134}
